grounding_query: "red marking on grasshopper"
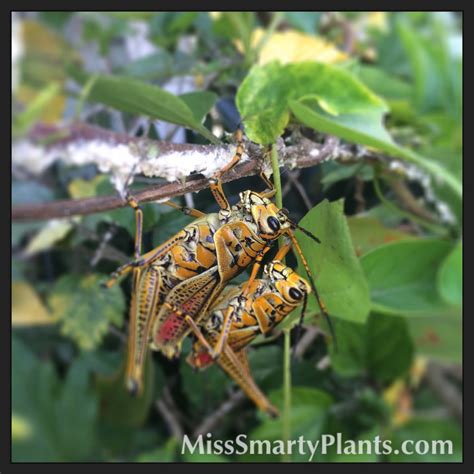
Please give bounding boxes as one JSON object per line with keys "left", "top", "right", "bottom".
{"left": 195, "top": 351, "right": 213, "bottom": 368}
{"left": 155, "top": 313, "right": 183, "bottom": 343}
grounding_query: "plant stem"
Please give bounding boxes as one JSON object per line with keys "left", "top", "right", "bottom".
{"left": 373, "top": 173, "right": 449, "bottom": 236}
{"left": 282, "top": 327, "right": 292, "bottom": 462}
{"left": 271, "top": 144, "right": 292, "bottom": 461}
{"left": 271, "top": 144, "right": 283, "bottom": 209}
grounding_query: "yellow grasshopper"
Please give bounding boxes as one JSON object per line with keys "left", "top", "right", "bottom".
{"left": 105, "top": 130, "right": 329, "bottom": 395}
{"left": 186, "top": 248, "right": 312, "bottom": 417}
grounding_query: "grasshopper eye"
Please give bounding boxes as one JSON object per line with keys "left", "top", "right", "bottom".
{"left": 267, "top": 216, "right": 281, "bottom": 232}
{"left": 289, "top": 288, "right": 303, "bottom": 300}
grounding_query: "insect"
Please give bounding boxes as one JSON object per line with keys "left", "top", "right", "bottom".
{"left": 104, "top": 130, "right": 329, "bottom": 396}
{"left": 186, "top": 251, "right": 312, "bottom": 417}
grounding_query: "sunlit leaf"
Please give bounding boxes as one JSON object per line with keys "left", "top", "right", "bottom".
{"left": 236, "top": 28, "right": 347, "bottom": 65}
{"left": 12, "top": 281, "right": 54, "bottom": 326}
{"left": 25, "top": 219, "right": 75, "bottom": 256}
{"left": 71, "top": 71, "right": 219, "bottom": 143}
{"left": 293, "top": 199, "right": 371, "bottom": 324}
{"left": 48, "top": 274, "right": 125, "bottom": 350}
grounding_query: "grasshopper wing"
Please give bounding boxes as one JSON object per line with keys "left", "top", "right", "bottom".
{"left": 151, "top": 266, "right": 224, "bottom": 357}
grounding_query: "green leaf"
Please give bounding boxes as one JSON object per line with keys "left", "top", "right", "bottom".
{"left": 236, "top": 61, "right": 388, "bottom": 145}
{"left": 48, "top": 274, "right": 125, "bottom": 350}
{"left": 355, "top": 64, "right": 413, "bottom": 100}
{"left": 330, "top": 312, "right": 414, "bottom": 382}
{"left": 137, "top": 438, "right": 178, "bottom": 462}
{"left": 347, "top": 216, "right": 414, "bottom": 257}
{"left": 407, "top": 310, "right": 461, "bottom": 363}
{"left": 294, "top": 199, "right": 371, "bottom": 323}
{"left": 396, "top": 21, "right": 445, "bottom": 113}
{"left": 72, "top": 71, "right": 219, "bottom": 143}
{"left": 437, "top": 241, "right": 462, "bottom": 308}
{"left": 12, "top": 338, "right": 98, "bottom": 461}
{"left": 121, "top": 50, "right": 174, "bottom": 80}
{"left": 282, "top": 12, "right": 322, "bottom": 33}
{"left": 95, "top": 352, "right": 156, "bottom": 428}
{"left": 245, "top": 387, "right": 333, "bottom": 462}
{"left": 180, "top": 90, "right": 218, "bottom": 123}
{"left": 361, "top": 239, "right": 452, "bottom": 315}
{"left": 388, "top": 417, "right": 462, "bottom": 462}
{"left": 180, "top": 363, "right": 229, "bottom": 416}
{"left": 13, "top": 82, "right": 61, "bottom": 137}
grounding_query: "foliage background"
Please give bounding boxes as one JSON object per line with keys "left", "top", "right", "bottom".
{"left": 12, "top": 11, "right": 462, "bottom": 462}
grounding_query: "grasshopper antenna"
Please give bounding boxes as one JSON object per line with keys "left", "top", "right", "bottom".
{"left": 291, "top": 292, "right": 308, "bottom": 360}
{"left": 288, "top": 231, "right": 337, "bottom": 350}
{"left": 288, "top": 219, "right": 321, "bottom": 244}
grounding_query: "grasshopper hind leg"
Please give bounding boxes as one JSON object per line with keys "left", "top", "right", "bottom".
{"left": 126, "top": 266, "right": 164, "bottom": 396}
{"left": 221, "top": 346, "right": 279, "bottom": 417}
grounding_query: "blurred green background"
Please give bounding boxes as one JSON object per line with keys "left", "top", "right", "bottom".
{"left": 12, "top": 11, "right": 462, "bottom": 462}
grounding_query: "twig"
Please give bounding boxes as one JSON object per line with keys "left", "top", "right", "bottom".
{"left": 108, "top": 325, "right": 127, "bottom": 344}
{"left": 156, "top": 387, "right": 185, "bottom": 440}
{"left": 90, "top": 224, "right": 117, "bottom": 267}
{"left": 292, "top": 326, "right": 323, "bottom": 360}
{"left": 192, "top": 390, "right": 246, "bottom": 437}
{"left": 424, "top": 361, "right": 462, "bottom": 423}
{"left": 387, "top": 176, "right": 437, "bottom": 223}
{"left": 354, "top": 176, "right": 366, "bottom": 213}
{"left": 12, "top": 123, "right": 341, "bottom": 221}
{"left": 286, "top": 170, "right": 313, "bottom": 211}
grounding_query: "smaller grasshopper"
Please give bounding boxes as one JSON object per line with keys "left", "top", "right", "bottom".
{"left": 186, "top": 244, "right": 312, "bottom": 416}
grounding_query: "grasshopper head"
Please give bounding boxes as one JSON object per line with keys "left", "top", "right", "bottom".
{"left": 264, "top": 260, "right": 312, "bottom": 306}
{"left": 239, "top": 191, "right": 290, "bottom": 240}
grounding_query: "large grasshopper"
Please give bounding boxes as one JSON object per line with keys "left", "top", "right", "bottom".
{"left": 105, "top": 131, "right": 328, "bottom": 395}
{"left": 186, "top": 249, "right": 312, "bottom": 417}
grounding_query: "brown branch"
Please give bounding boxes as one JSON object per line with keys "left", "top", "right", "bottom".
{"left": 12, "top": 123, "right": 341, "bottom": 221}
{"left": 155, "top": 386, "right": 185, "bottom": 440}
{"left": 387, "top": 176, "right": 438, "bottom": 223}
{"left": 293, "top": 326, "right": 323, "bottom": 359}
{"left": 424, "top": 361, "right": 462, "bottom": 423}
{"left": 192, "top": 389, "right": 246, "bottom": 438}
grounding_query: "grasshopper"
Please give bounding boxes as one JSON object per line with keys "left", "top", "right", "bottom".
{"left": 105, "top": 130, "right": 329, "bottom": 395}
{"left": 186, "top": 248, "right": 312, "bottom": 417}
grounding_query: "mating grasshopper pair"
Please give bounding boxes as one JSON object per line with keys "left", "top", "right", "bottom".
{"left": 104, "top": 130, "right": 328, "bottom": 414}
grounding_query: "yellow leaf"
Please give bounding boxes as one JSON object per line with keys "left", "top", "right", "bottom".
{"left": 16, "top": 84, "right": 65, "bottom": 124}
{"left": 383, "top": 379, "right": 412, "bottom": 427}
{"left": 366, "top": 12, "right": 388, "bottom": 32}
{"left": 12, "top": 413, "right": 33, "bottom": 441}
{"left": 410, "top": 356, "right": 428, "bottom": 388}
{"left": 22, "top": 19, "right": 71, "bottom": 61}
{"left": 12, "top": 281, "right": 54, "bottom": 327}
{"left": 25, "top": 219, "right": 75, "bottom": 256}
{"left": 236, "top": 28, "right": 348, "bottom": 65}
{"left": 68, "top": 175, "right": 107, "bottom": 199}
